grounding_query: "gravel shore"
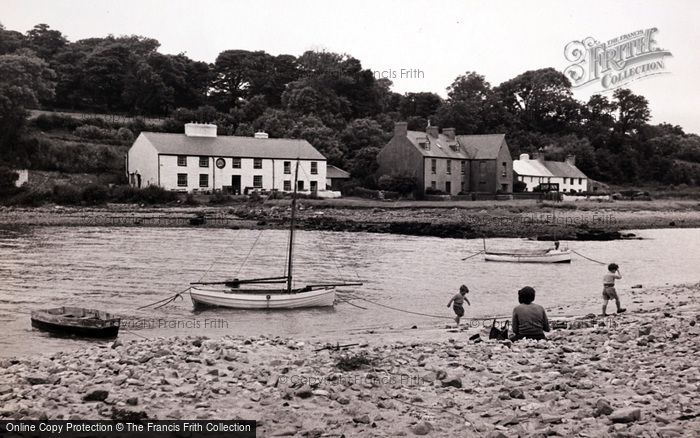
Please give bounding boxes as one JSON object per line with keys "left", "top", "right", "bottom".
{"left": 1, "top": 284, "right": 698, "bottom": 437}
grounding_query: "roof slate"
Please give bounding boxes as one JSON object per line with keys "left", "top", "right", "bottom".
{"left": 514, "top": 158, "right": 587, "bottom": 178}
{"left": 140, "top": 132, "right": 326, "bottom": 160}
{"left": 404, "top": 131, "right": 507, "bottom": 160}
{"left": 326, "top": 165, "right": 350, "bottom": 179}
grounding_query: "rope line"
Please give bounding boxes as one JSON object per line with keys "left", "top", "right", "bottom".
{"left": 235, "top": 229, "right": 264, "bottom": 277}
{"left": 572, "top": 250, "right": 607, "bottom": 265}
{"left": 461, "top": 250, "right": 484, "bottom": 261}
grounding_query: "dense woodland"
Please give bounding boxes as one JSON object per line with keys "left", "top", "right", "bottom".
{"left": 1, "top": 23, "right": 700, "bottom": 189}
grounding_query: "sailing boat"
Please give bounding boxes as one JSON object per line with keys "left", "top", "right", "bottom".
{"left": 189, "top": 160, "right": 362, "bottom": 309}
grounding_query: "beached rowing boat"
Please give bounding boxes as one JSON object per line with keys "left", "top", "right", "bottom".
{"left": 30, "top": 307, "right": 121, "bottom": 338}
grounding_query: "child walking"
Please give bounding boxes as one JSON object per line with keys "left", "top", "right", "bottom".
{"left": 447, "top": 285, "right": 471, "bottom": 325}
{"left": 602, "top": 263, "right": 626, "bottom": 316}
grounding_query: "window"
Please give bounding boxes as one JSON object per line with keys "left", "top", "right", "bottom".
{"left": 297, "top": 180, "right": 304, "bottom": 191}
{"left": 446, "top": 160, "right": 452, "bottom": 175}
{"left": 445, "top": 181, "right": 451, "bottom": 193}
{"left": 199, "top": 174, "right": 208, "bottom": 187}
{"left": 199, "top": 157, "right": 209, "bottom": 167}
{"left": 431, "top": 181, "right": 436, "bottom": 189}
{"left": 461, "top": 161, "right": 466, "bottom": 175}
{"left": 177, "top": 173, "right": 187, "bottom": 187}
{"left": 253, "top": 175, "right": 263, "bottom": 188}
{"left": 177, "top": 156, "right": 187, "bottom": 167}
{"left": 232, "top": 158, "right": 241, "bottom": 168}
{"left": 253, "top": 158, "right": 262, "bottom": 169}
{"left": 501, "top": 162, "right": 507, "bottom": 177}
{"left": 579, "top": 178, "right": 583, "bottom": 185}
{"left": 310, "top": 181, "right": 318, "bottom": 192}
{"left": 431, "top": 159, "right": 436, "bottom": 174}
{"left": 284, "top": 161, "right": 291, "bottom": 174}
{"left": 283, "top": 180, "right": 291, "bottom": 191}
{"left": 310, "top": 161, "right": 318, "bottom": 175}
{"left": 479, "top": 161, "right": 487, "bottom": 183}
{"left": 419, "top": 141, "right": 429, "bottom": 150}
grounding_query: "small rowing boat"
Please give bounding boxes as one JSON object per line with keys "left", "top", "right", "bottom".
{"left": 483, "top": 249, "right": 572, "bottom": 263}
{"left": 30, "top": 307, "right": 121, "bottom": 338}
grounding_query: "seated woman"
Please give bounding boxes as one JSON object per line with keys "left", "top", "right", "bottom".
{"left": 511, "top": 286, "right": 550, "bottom": 341}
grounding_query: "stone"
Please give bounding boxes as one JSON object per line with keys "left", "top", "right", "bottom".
{"left": 541, "top": 414, "right": 563, "bottom": 424}
{"left": 83, "top": 390, "right": 109, "bottom": 402}
{"left": 126, "top": 397, "right": 138, "bottom": 406}
{"left": 609, "top": 408, "right": 641, "bottom": 423}
{"left": 337, "top": 396, "right": 350, "bottom": 405}
{"left": 26, "top": 374, "right": 50, "bottom": 385}
{"left": 593, "top": 399, "right": 613, "bottom": 417}
{"left": 353, "top": 414, "right": 370, "bottom": 424}
{"left": 441, "top": 377, "right": 462, "bottom": 388}
{"left": 509, "top": 388, "right": 525, "bottom": 399}
{"left": 638, "top": 326, "right": 652, "bottom": 336}
{"left": 411, "top": 421, "right": 433, "bottom": 435}
{"left": 0, "top": 385, "right": 12, "bottom": 395}
{"left": 294, "top": 385, "right": 313, "bottom": 399}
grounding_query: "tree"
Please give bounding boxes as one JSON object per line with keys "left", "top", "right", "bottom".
{"left": 0, "top": 23, "right": 27, "bottom": 55}
{"left": 0, "top": 51, "right": 55, "bottom": 162}
{"left": 496, "top": 68, "right": 582, "bottom": 134}
{"left": 398, "top": 92, "right": 442, "bottom": 120}
{"left": 25, "top": 24, "right": 67, "bottom": 60}
{"left": 612, "top": 88, "right": 650, "bottom": 136}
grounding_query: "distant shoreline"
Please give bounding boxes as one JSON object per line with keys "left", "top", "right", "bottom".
{"left": 1, "top": 199, "right": 699, "bottom": 240}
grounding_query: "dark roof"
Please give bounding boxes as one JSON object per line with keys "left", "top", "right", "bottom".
{"left": 139, "top": 132, "right": 326, "bottom": 160}
{"left": 456, "top": 134, "right": 506, "bottom": 159}
{"left": 404, "top": 131, "right": 507, "bottom": 160}
{"left": 326, "top": 165, "right": 350, "bottom": 179}
{"left": 543, "top": 161, "right": 587, "bottom": 178}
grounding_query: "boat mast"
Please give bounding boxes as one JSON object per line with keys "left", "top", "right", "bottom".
{"left": 286, "top": 159, "right": 300, "bottom": 293}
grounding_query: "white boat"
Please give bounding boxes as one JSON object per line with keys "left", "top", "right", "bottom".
{"left": 484, "top": 249, "right": 572, "bottom": 263}
{"left": 190, "top": 160, "right": 361, "bottom": 310}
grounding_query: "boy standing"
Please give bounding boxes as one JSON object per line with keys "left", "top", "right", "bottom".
{"left": 447, "top": 285, "right": 471, "bottom": 325}
{"left": 602, "top": 263, "right": 626, "bottom": 316}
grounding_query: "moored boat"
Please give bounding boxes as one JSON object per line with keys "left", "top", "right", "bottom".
{"left": 30, "top": 307, "right": 121, "bottom": 338}
{"left": 484, "top": 249, "right": 572, "bottom": 263}
{"left": 189, "top": 160, "right": 361, "bottom": 310}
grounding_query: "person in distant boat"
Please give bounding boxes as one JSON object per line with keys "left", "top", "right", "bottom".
{"left": 511, "top": 286, "right": 550, "bottom": 341}
{"left": 447, "top": 285, "right": 471, "bottom": 325}
{"left": 602, "top": 263, "right": 626, "bottom": 316}
{"left": 554, "top": 240, "right": 560, "bottom": 251}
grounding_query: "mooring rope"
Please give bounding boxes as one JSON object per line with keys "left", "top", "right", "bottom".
{"left": 461, "top": 250, "right": 484, "bottom": 261}
{"left": 571, "top": 249, "right": 607, "bottom": 265}
{"left": 136, "top": 286, "right": 191, "bottom": 310}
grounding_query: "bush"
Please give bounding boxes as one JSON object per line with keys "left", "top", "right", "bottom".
{"left": 209, "top": 191, "right": 233, "bottom": 204}
{"left": 51, "top": 184, "right": 83, "bottom": 205}
{"left": 74, "top": 125, "right": 118, "bottom": 141}
{"left": 184, "top": 193, "right": 199, "bottom": 205}
{"left": 110, "top": 185, "right": 178, "bottom": 204}
{"left": 425, "top": 187, "right": 447, "bottom": 195}
{"left": 377, "top": 174, "right": 417, "bottom": 195}
{"left": 81, "top": 184, "right": 110, "bottom": 204}
{"left": 116, "top": 127, "right": 134, "bottom": 143}
{"left": 33, "top": 114, "right": 81, "bottom": 131}
{"left": 2, "top": 189, "right": 48, "bottom": 206}
{"left": 513, "top": 180, "right": 527, "bottom": 193}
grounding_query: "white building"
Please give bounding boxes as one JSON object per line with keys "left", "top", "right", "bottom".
{"left": 13, "top": 169, "right": 28, "bottom": 187}
{"left": 513, "top": 153, "right": 589, "bottom": 193}
{"left": 127, "top": 123, "right": 327, "bottom": 194}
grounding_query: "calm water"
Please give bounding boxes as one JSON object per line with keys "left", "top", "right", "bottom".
{"left": 1, "top": 226, "right": 699, "bottom": 357}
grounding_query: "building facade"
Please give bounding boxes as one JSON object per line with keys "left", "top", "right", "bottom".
{"left": 127, "top": 124, "right": 327, "bottom": 194}
{"left": 376, "top": 123, "right": 513, "bottom": 195}
{"left": 513, "top": 153, "right": 589, "bottom": 192}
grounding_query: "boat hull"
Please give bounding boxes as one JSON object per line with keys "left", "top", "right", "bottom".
{"left": 484, "top": 250, "right": 572, "bottom": 263}
{"left": 30, "top": 307, "right": 120, "bottom": 338}
{"left": 190, "top": 287, "right": 336, "bottom": 309}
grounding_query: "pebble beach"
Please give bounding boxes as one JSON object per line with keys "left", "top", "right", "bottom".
{"left": 1, "top": 283, "right": 698, "bottom": 437}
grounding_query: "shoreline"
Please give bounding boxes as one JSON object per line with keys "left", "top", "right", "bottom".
{"left": 1, "top": 200, "right": 700, "bottom": 240}
{"left": 1, "top": 283, "right": 698, "bottom": 436}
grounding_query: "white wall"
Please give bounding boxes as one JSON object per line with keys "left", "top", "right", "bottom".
{"left": 127, "top": 135, "right": 159, "bottom": 188}
{"left": 517, "top": 175, "right": 588, "bottom": 192}
{"left": 14, "top": 169, "right": 28, "bottom": 187}
{"left": 158, "top": 155, "right": 327, "bottom": 192}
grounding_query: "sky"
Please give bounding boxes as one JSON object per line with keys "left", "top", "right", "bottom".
{"left": 2, "top": 0, "right": 699, "bottom": 134}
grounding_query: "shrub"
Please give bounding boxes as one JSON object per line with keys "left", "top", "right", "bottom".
{"left": 51, "top": 184, "right": 83, "bottom": 205}
{"left": 110, "top": 185, "right": 178, "bottom": 204}
{"left": 513, "top": 180, "right": 527, "bottom": 193}
{"left": 74, "top": 125, "right": 117, "bottom": 141}
{"left": 33, "top": 114, "right": 81, "bottom": 131}
{"left": 184, "top": 193, "right": 199, "bottom": 205}
{"left": 81, "top": 184, "right": 110, "bottom": 204}
{"left": 3, "top": 189, "right": 48, "bottom": 206}
{"left": 377, "top": 174, "right": 418, "bottom": 195}
{"left": 425, "top": 187, "right": 447, "bottom": 195}
{"left": 209, "top": 191, "right": 233, "bottom": 204}
{"left": 116, "top": 127, "right": 134, "bottom": 143}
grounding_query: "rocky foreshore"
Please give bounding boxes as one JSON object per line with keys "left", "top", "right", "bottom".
{"left": 1, "top": 285, "right": 699, "bottom": 437}
{"left": 1, "top": 200, "right": 700, "bottom": 240}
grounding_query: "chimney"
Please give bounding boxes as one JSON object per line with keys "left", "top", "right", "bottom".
{"left": 185, "top": 123, "right": 217, "bottom": 138}
{"left": 254, "top": 131, "right": 269, "bottom": 139}
{"left": 426, "top": 125, "right": 439, "bottom": 138}
{"left": 532, "top": 149, "right": 545, "bottom": 162}
{"left": 394, "top": 122, "right": 408, "bottom": 137}
{"left": 443, "top": 128, "right": 456, "bottom": 140}
{"left": 565, "top": 154, "right": 576, "bottom": 166}
{"left": 519, "top": 153, "right": 530, "bottom": 161}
